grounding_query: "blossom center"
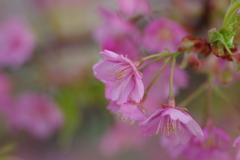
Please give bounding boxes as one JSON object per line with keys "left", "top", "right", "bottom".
{"left": 158, "top": 27, "right": 172, "bottom": 40}
{"left": 156, "top": 116, "right": 184, "bottom": 137}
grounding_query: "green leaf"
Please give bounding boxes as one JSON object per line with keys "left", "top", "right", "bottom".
{"left": 225, "top": 14, "right": 240, "bottom": 31}
{"left": 55, "top": 87, "right": 82, "bottom": 146}
{"left": 208, "top": 28, "right": 234, "bottom": 55}
{"left": 223, "top": 1, "right": 240, "bottom": 27}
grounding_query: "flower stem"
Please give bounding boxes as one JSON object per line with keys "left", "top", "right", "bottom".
{"left": 139, "top": 56, "right": 165, "bottom": 71}
{"left": 169, "top": 57, "right": 176, "bottom": 98}
{"left": 140, "top": 53, "right": 171, "bottom": 62}
{"left": 223, "top": 1, "right": 240, "bottom": 26}
{"left": 144, "top": 58, "right": 171, "bottom": 96}
{"left": 166, "top": 57, "right": 177, "bottom": 107}
{"left": 178, "top": 82, "right": 208, "bottom": 108}
{"left": 206, "top": 83, "right": 213, "bottom": 118}
{"left": 214, "top": 87, "right": 240, "bottom": 115}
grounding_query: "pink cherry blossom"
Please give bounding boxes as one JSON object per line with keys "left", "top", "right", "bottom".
{"left": 143, "top": 18, "right": 188, "bottom": 53}
{"left": 0, "top": 18, "right": 35, "bottom": 68}
{"left": 93, "top": 50, "right": 144, "bottom": 105}
{"left": 184, "top": 126, "right": 231, "bottom": 159}
{"left": 139, "top": 107, "right": 203, "bottom": 145}
{"left": 117, "top": 0, "right": 151, "bottom": 16}
{"left": 6, "top": 92, "right": 63, "bottom": 139}
{"left": 166, "top": 125, "right": 231, "bottom": 160}
{"left": 93, "top": 9, "right": 141, "bottom": 60}
{"left": 99, "top": 121, "right": 146, "bottom": 157}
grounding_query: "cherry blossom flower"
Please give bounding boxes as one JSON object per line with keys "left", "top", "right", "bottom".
{"left": 6, "top": 92, "right": 63, "bottom": 139}
{"left": 162, "top": 120, "right": 231, "bottom": 160}
{"left": 0, "top": 18, "right": 35, "bottom": 68}
{"left": 93, "top": 9, "right": 141, "bottom": 60}
{"left": 117, "top": 0, "right": 151, "bottom": 16}
{"left": 93, "top": 50, "right": 144, "bottom": 105}
{"left": 180, "top": 126, "right": 231, "bottom": 160}
{"left": 139, "top": 105, "right": 203, "bottom": 145}
{"left": 143, "top": 18, "right": 188, "bottom": 53}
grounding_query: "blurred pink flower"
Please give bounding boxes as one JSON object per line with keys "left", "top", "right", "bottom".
{"left": 183, "top": 126, "right": 231, "bottom": 159}
{"left": 99, "top": 121, "right": 146, "bottom": 157}
{"left": 93, "top": 50, "right": 144, "bottom": 105}
{"left": 233, "top": 135, "right": 240, "bottom": 160}
{"left": 166, "top": 124, "right": 231, "bottom": 160}
{"left": 143, "top": 18, "right": 188, "bottom": 53}
{"left": 142, "top": 61, "right": 188, "bottom": 112}
{"left": 0, "top": 18, "right": 35, "bottom": 68}
{"left": 117, "top": 0, "right": 151, "bottom": 16}
{"left": 7, "top": 92, "right": 63, "bottom": 139}
{"left": 93, "top": 9, "right": 141, "bottom": 60}
{"left": 139, "top": 107, "right": 203, "bottom": 145}
{"left": 201, "top": 55, "right": 238, "bottom": 85}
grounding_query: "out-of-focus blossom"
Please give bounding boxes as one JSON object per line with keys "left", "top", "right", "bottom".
{"left": 139, "top": 105, "right": 203, "bottom": 145}
{"left": 182, "top": 126, "right": 231, "bottom": 159}
{"left": 142, "top": 61, "right": 188, "bottom": 112}
{"left": 93, "top": 9, "right": 141, "bottom": 60}
{"left": 6, "top": 92, "right": 63, "bottom": 139}
{"left": 165, "top": 121, "right": 231, "bottom": 160}
{"left": 117, "top": 0, "right": 151, "bottom": 16}
{"left": 93, "top": 50, "right": 144, "bottom": 105}
{"left": 201, "top": 54, "right": 238, "bottom": 85}
{"left": 233, "top": 135, "right": 240, "bottom": 160}
{"left": 99, "top": 121, "right": 146, "bottom": 157}
{"left": 0, "top": 18, "right": 35, "bottom": 68}
{"left": 143, "top": 18, "right": 188, "bottom": 53}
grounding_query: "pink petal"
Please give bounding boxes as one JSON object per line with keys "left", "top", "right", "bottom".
{"left": 185, "top": 120, "right": 203, "bottom": 137}
{"left": 162, "top": 108, "right": 192, "bottom": 123}
{"left": 121, "top": 103, "right": 146, "bottom": 121}
{"left": 106, "top": 101, "right": 121, "bottom": 114}
{"left": 111, "top": 76, "right": 134, "bottom": 104}
{"left": 93, "top": 61, "right": 122, "bottom": 81}
{"left": 138, "top": 109, "right": 164, "bottom": 136}
{"left": 130, "top": 78, "right": 144, "bottom": 103}
{"left": 233, "top": 136, "right": 240, "bottom": 147}
{"left": 100, "top": 50, "right": 120, "bottom": 61}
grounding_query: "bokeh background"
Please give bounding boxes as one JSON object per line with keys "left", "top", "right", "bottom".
{"left": 0, "top": 0, "right": 240, "bottom": 160}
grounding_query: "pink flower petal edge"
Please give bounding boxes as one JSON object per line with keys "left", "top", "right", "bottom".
{"left": 139, "top": 108, "right": 203, "bottom": 145}
{"left": 93, "top": 50, "right": 144, "bottom": 104}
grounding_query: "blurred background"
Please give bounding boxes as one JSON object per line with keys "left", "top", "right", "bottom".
{"left": 0, "top": 0, "right": 239, "bottom": 160}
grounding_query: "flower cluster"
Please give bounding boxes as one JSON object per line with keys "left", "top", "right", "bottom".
{"left": 92, "top": 0, "right": 240, "bottom": 159}
{"left": 0, "top": 17, "right": 64, "bottom": 140}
